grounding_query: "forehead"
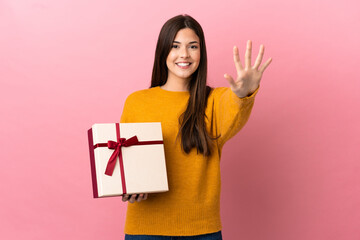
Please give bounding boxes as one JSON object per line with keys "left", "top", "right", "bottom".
{"left": 173, "top": 28, "right": 200, "bottom": 42}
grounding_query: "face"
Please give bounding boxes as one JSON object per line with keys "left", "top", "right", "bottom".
{"left": 166, "top": 28, "right": 201, "bottom": 83}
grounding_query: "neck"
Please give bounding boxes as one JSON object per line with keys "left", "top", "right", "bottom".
{"left": 161, "top": 77, "right": 190, "bottom": 92}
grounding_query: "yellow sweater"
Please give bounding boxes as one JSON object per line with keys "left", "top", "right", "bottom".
{"left": 120, "top": 85, "right": 259, "bottom": 236}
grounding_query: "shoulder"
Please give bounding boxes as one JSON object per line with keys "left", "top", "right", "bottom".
{"left": 208, "top": 86, "right": 230, "bottom": 100}
{"left": 211, "top": 87, "right": 229, "bottom": 94}
{"left": 124, "top": 87, "right": 158, "bottom": 104}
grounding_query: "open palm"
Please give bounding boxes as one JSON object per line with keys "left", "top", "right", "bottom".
{"left": 224, "top": 40, "right": 272, "bottom": 98}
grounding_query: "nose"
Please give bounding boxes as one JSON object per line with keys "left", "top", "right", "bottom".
{"left": 180, "top": 46, "right": 190, "bottom": 58}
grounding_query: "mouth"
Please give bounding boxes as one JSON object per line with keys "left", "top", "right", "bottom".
{"left": 176, "top": 62, "right": 191, "bottom": 66}
{"left": 176, "top": 62, "right": 192, "bottom": 69}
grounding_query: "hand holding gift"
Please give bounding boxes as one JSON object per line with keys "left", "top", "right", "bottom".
{"left": 122, "top": 193, "right": 148, "bottom": 203}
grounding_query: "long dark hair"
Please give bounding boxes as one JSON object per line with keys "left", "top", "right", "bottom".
{"left": 150, "top": 14, "right": 220, "bottom": 157}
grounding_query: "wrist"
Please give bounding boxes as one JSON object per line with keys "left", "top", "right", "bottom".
{"left": 233, "top": 90, "right": 249, "bottom": 98}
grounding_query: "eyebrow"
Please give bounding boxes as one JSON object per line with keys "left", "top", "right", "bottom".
{"left": 173, "top": 41, "right": 199, "bottom": 44}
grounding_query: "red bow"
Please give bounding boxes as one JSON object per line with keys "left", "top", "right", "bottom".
{"left": 104, "top": 136, "right": 139, "bottom": 176}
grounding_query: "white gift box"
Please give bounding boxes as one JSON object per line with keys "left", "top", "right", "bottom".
{"left": 87, "top": 122, "right": 169, "bottom": 198}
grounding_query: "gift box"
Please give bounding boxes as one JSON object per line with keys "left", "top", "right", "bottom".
{"left": 87, "top": 122, "right": 169, "bottom": 198}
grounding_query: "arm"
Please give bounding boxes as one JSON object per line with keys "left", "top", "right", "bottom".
{"left": 215, "top": 86, "right": 259, "bottom": 149}
{"left": 216, "top": 40, "right": 271, "bottom": 147}
{"left": 120, "top": 94, "right": 134, "bottom": 123}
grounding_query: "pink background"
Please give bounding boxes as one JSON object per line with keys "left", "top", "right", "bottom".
{"left": 1, "top": 0, "right": 359, "bottom": 239}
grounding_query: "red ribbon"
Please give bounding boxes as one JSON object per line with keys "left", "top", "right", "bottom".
{"left": 93, "top": 123, "right": 163, "bottom": 194}
{"left": 104, "top": 136, "right": 140, "bottom": 176}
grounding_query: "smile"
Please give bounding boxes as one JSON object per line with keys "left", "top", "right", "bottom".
{"left": 176, "top": 63, "right": 192, "bottom": 69}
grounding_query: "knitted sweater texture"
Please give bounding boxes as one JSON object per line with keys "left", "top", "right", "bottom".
{"left": 120, "top": 86, "right": 259, "bottom": 236}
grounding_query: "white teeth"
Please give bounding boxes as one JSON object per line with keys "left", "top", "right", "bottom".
{"left": 176, "top": 63, "right": 190, "bottom": 66}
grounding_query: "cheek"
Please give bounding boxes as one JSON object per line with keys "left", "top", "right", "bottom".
{"left": 167, "top": 52, "right": 176, "bottom": 62}
{"left": 194, "top": 52, "right": 201, "bottom": 62}
{"left": 166, "top": 56, "right": 173, "bottom": 69}
{"left": 194, "top": 54, "right": 201, "bottom": 66}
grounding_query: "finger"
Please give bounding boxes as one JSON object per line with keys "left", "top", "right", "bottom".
{"left": 245, "top": 40, "right": 252, "bottom": 69}
{"left": 122, "top": 194, "right": 130, "bottom": 202}
{"left": 224, "top": 74, "right": 236, "bottom": 88}
{"left": 129, "top": 194, "right": 137, "bottom": 203}
{"left": 233, "top": 46, "right": 243, "bottom": 72}
{"left": 137, "top": 193, "right": 145, "bottom": 202}
{"left": 144, "top": 193, "right": 148, "bottom": 200}
{"left": 135, "top": 194, "right": 140, "bottom": 201}
{"left": 259, "top": 57, "right": 272, "bottom": 74}
{"left": 253, "top": 44, "right": 264, "bottom": 70}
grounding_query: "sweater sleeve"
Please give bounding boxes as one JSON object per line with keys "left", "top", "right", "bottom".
{"left": 214, "top": 86, "right": 260, "bottom": 149}
{"left": 120, "top": 94, "right": 134, "bottom": 124}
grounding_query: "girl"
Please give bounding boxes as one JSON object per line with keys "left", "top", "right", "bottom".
{"left": 120, "top": 14, "right": 272, "bottom": 240}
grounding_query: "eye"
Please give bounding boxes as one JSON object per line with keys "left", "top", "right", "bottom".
{"left": 190, "top": 45, "right": 198, "bottom": 49}
{"left": 172, "top": 45, "right": 179, "bottom": 48}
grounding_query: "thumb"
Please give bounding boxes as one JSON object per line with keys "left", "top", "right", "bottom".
{"left": 224, "top": 74, "right": 236, "bottom": 88}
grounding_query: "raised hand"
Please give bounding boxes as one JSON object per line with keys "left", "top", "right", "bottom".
{"left": 224, "top": 40, "right": 272, "bottom": 98}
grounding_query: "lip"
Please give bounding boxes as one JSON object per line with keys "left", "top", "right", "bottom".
{"left": 176, "top": 62, "right": 192, "bottom": 69}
